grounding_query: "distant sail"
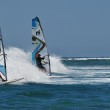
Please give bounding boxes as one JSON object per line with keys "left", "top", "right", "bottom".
{"left": 32, "top": 17, "right": 51, "bottom": 74}
{"left": 0, "top": 28, "right": 7, "bottom": 81}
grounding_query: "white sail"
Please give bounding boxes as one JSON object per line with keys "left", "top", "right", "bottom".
{"left": 0, "top": 28, "right": 7, "bottom": 81}
{"left": 32, "top": 17, "right": 51, "bottom": 75}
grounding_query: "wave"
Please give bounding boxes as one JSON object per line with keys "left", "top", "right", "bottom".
{"left": 5, "top": 47, "right": 70, "bottom": 84}
{"left": 62, "top": 57, "right": 110, "bottom": 61}
{"left": 2, "top": 47, "right": 110, "bottom": 85}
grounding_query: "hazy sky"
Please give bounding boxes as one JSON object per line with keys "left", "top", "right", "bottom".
{"left": 0, "top": 0, "right": 110, "bottom": 57}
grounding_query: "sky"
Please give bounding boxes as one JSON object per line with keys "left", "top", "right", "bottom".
{"left": 0, "top": 0, "right": 110, "bottom": 57}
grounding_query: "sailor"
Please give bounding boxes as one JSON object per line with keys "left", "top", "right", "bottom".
{"left": 35, "top": 54, "right": 46, "bottom": 72}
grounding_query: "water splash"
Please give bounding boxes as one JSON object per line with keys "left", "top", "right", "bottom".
{"left": 5, "top": 47, "right": 69, "bottom": 84}
{"left": 50, "top": 54, "right": 69, "bottom": 73}
{"left": 4, "top": 47, "right": 110, "bottom": 85}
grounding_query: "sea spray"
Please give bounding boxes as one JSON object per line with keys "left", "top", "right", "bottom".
{"left": 5, "top": 47, "right": 69, "bottom": 84}
{"left": 6, "top": 47, "right": 49, "bottom": 83}
{"left": 50, "top": 54, "right": 69, "bottom": 73}
{"left": 5, "top": 47, "right": 110, "bottom": 85}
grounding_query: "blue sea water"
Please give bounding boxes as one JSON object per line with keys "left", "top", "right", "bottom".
{"left": 0, "top": 49, "right": 110, "bottom": 110}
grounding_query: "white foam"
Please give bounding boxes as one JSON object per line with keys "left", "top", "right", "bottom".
{"left": 50, "top": 54, "right": 69, "bottom": 73}
{"left": 5, "top": 47, "right": 69, "bottom": 84}
{"left": 6, "top": 47, "right": 49, "bottom": 83}
{"left": 4, "top": 47, "right": 110, "bottom": 85}
{"left": 73, "top": 57, "right": 110, "bottom": 61}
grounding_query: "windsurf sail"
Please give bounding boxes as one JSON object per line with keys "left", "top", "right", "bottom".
{"left": 32, "top": 17, "right": 51, "bottom": 75}
{"left": 0, "top": 28, "right": 7, "bottom": 81}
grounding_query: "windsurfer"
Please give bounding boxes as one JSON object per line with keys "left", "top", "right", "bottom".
{"left": 35, "top": 54, "right": 46, "bottom": 72}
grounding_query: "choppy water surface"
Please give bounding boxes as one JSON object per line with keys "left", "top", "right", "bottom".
{"left": 0, "top": 48, "right": 110, "bottom": 110}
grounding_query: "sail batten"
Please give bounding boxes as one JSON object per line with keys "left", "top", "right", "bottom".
{"left": 32, "top": 17, "right": 51, "bottom": 74}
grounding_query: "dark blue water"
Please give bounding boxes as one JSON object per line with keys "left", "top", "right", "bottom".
{"left": 0, "top": 57, "right": 110, "bottom": 110}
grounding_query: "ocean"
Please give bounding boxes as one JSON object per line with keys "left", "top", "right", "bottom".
{"left": 0, "top": 48, "right": 110, "bottom": 110}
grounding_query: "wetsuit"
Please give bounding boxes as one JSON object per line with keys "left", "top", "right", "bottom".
{"left": 36, "top": 57, "right": 45, "bottom": 70}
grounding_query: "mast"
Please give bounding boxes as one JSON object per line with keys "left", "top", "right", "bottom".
{"left": 37, "top": 17, "right": 51, "bottom": 74}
